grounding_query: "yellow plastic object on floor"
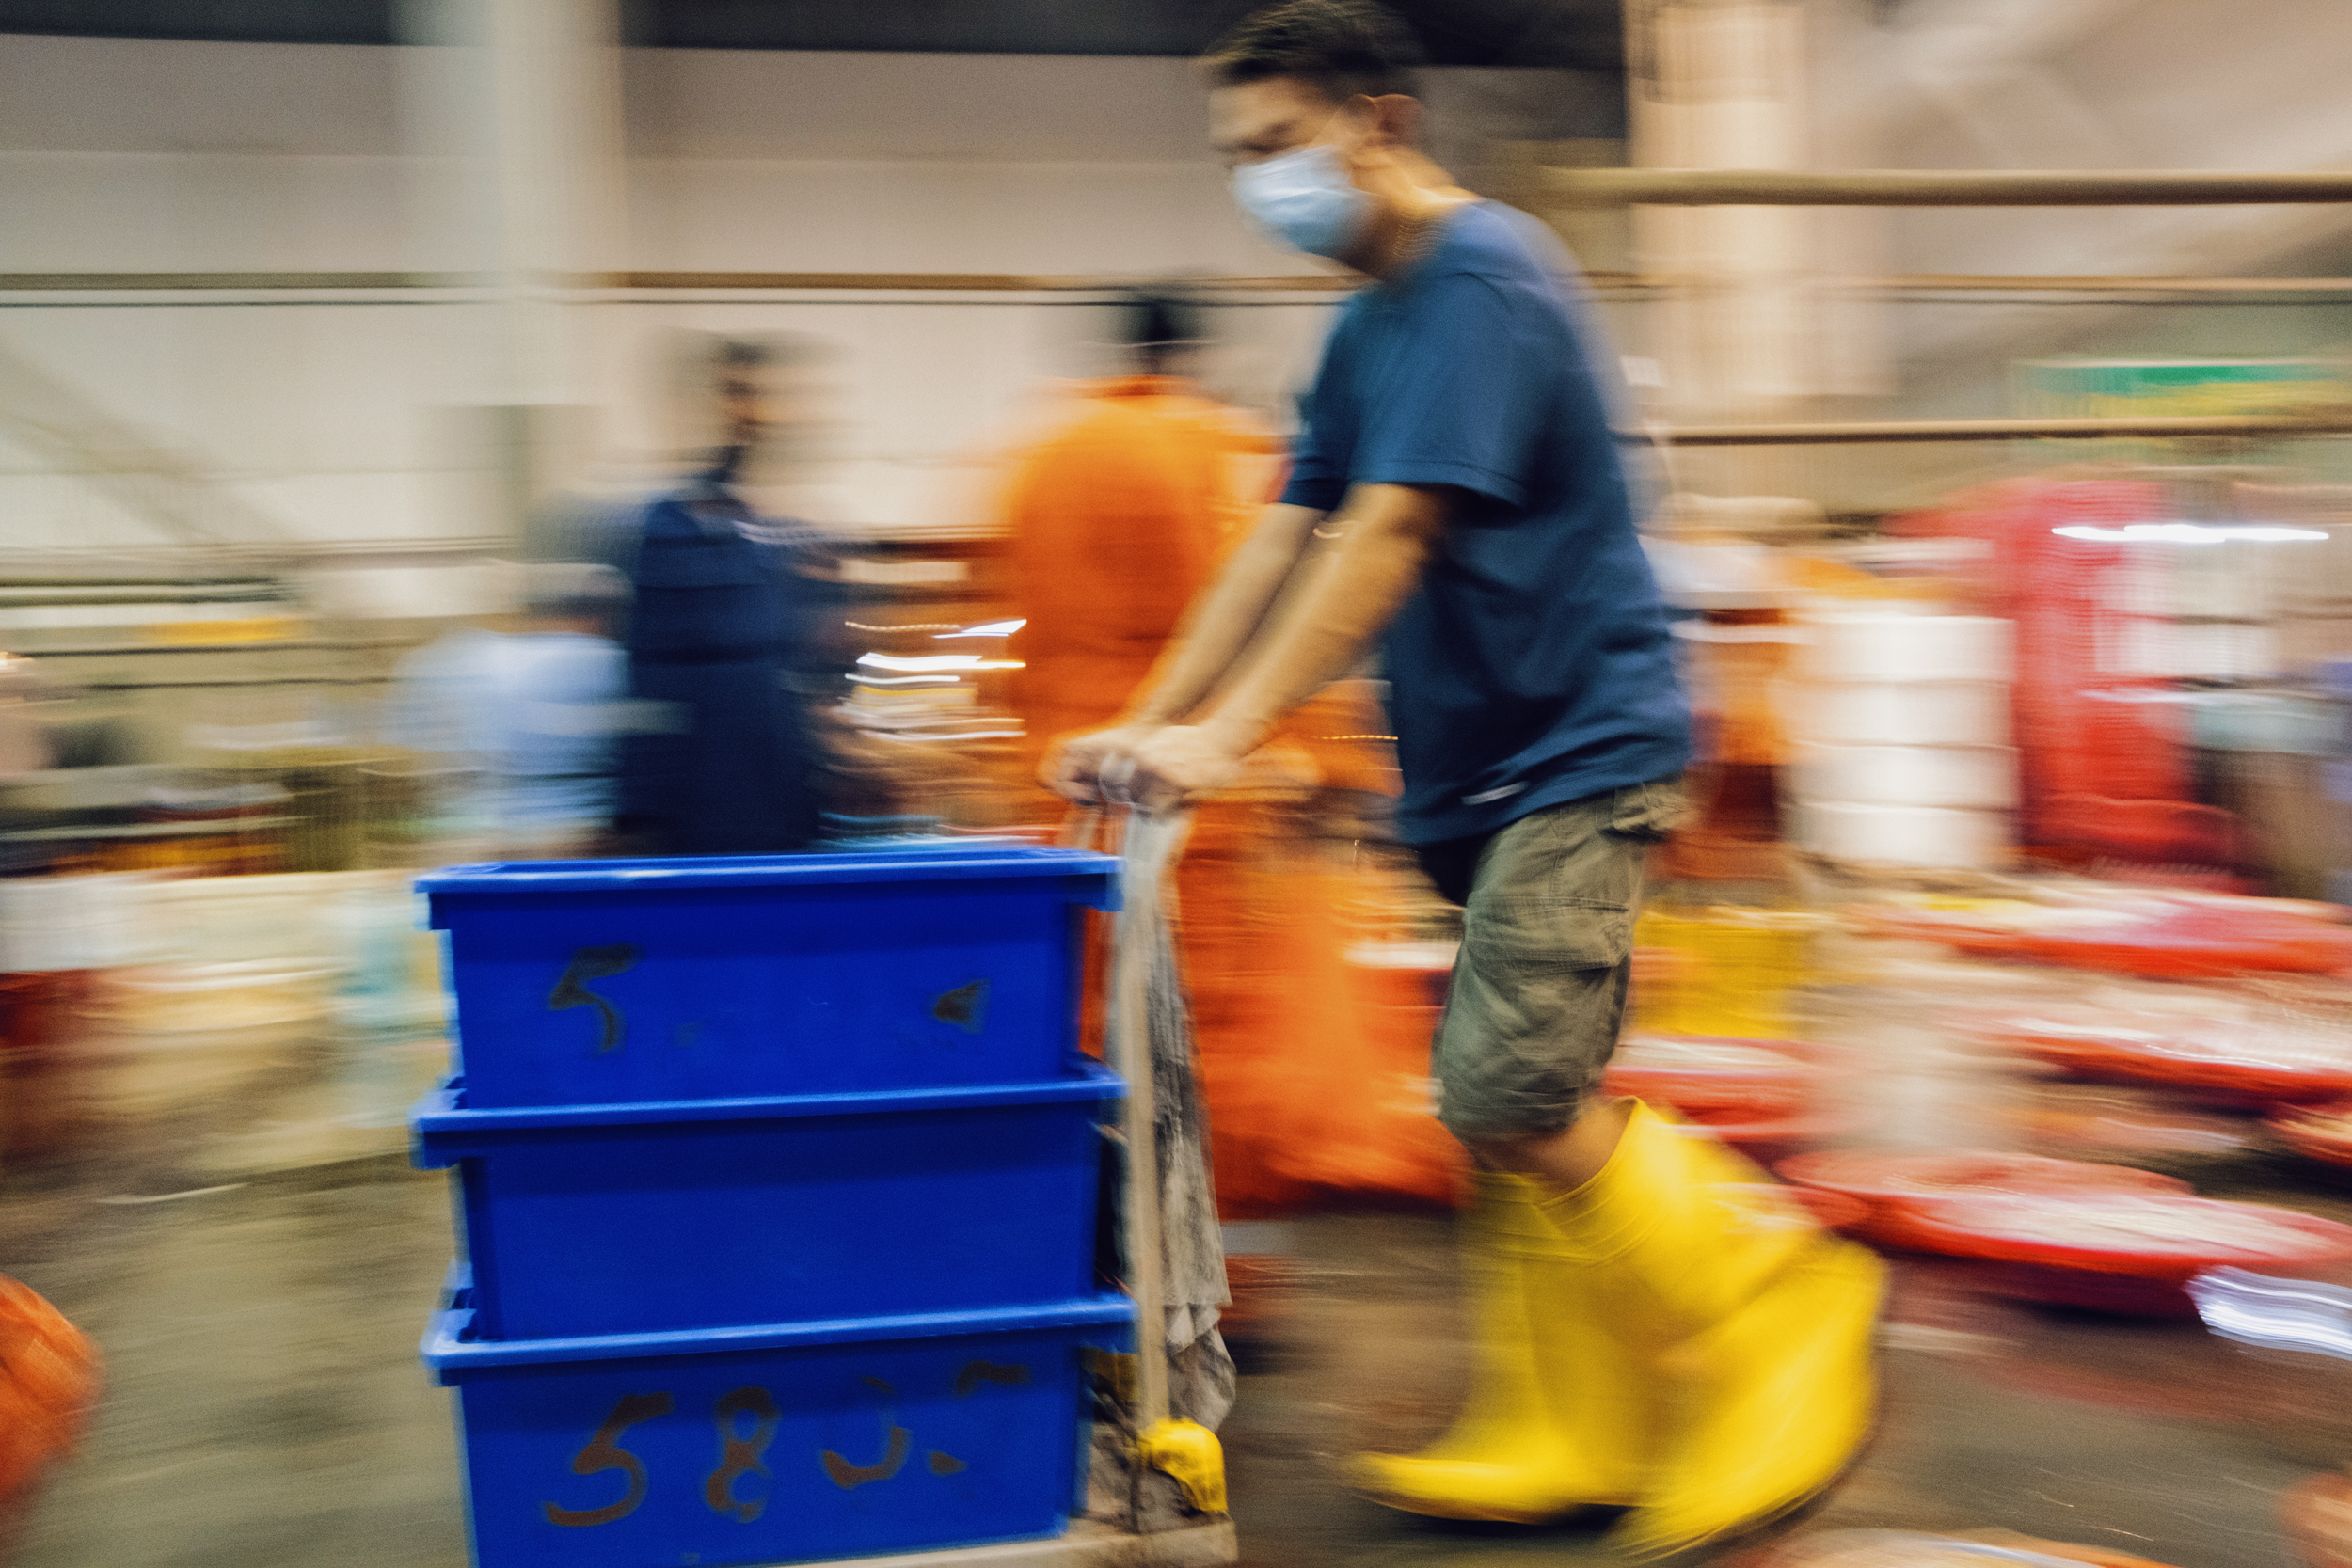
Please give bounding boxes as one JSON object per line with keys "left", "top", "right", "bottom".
{"left": 1138, "top": 1418, "right": 1228, "bottom": 1514}
{"left": 1634, "top": 909, "right": 1822, "bottom": 1039}
{"left": 1540, "top": 1102, "right": 1883, "bottom": 1560}
{"left": 1355, "top": 1171, "right": 1656, "bottom": 1521}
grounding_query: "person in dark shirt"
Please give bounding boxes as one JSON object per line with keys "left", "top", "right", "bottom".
{"left": 610, "top": 338, "right": 831, "bottom": 856}
{"left": 1044, "top": 2, "right": 1881, "bottom": 1554}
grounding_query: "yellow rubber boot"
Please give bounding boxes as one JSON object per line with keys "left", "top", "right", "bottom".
{"left": 1539, "top": 1102, "right": 1883, "bottom": 1559}
{"left": 1355, "top": 1172, "right": 1658, "bottom": 1521}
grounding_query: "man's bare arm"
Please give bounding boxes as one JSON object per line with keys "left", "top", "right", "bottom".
{"left": 1041, "top": 500, "right": 1323, "bottom": 800}
{"left": 1120, "top": 500, "right": 1327, "bottom": 726}
{"left": 1120, "top": 483, "right": 1450, "bottom": 810}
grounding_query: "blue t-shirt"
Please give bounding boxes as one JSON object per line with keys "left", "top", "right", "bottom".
{"left": 1279, "top": 201, "right": 1691, "bottom": 844}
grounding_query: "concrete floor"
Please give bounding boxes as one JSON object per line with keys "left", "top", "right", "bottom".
{"left": 9, "top": 983, "right": 2352, "bottom": 1568}
{"left": 1219, "top": 1217, "right": 2346, "bottom": 1568}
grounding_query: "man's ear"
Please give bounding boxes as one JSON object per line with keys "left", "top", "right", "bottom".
{"left": 1327, "top": 94, "right": 1379, "bottom": 157}
{"left": 1363, "top": 93, "right": 1422, "bottom": 150}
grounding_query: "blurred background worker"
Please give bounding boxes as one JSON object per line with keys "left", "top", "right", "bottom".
{"left": 1006, "top": 292, "right": 1265, "bottom": 777}
{"left": 380, "top": 562, "right": 629, "bottom": 860}
{"left": 485, "top": 564, "right": 631, "bottom": 859}
{"left": 1004, "top": 291, "right": 1394, "bottom": 1219}
{"left": 602, "top": 335, "right": 835, "bottom": 857}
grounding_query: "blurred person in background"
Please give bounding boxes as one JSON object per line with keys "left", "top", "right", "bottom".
{"left": 487, "top": 564, "right": 630, "bottom": 859}
{"left": 380, "top": 562, "right": 629, "bottom": 859}
{"left": 1008, "top": 292, "right": 1270, "bottom": 775}
{"left": 601, "top": 335, "right": 835, "bottom": 857}
{"left": 1004, "top": 291, "right": 1396, "bottom": 1221}
{"left": 1045, "top": 0, "right": 1880, "bottom": 1554}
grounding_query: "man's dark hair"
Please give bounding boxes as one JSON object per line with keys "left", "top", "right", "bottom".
{"left": 1120, "top": 292, "right": 1202, "bottom": 349}
{"left": 697, "top": 334, "right": 831, "bottom": 381}
{"left": 711, "top": 336, "right": 831, "bottom": 376}
{"left": 716, "top": 339, "right": 773, "bottom": 372}
{"left": 1116, "top": 290, "right": 1207, "bottom": 375}
{"left": 685, "top": 333, "right": 830, "bottom": 404}
{"left": 1205, "top": 0, "right": 1426, "bottom": 104}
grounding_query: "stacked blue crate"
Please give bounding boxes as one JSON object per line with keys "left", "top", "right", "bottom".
{"left": 412, "top": 845, "right": 1135, "bottom": 1568}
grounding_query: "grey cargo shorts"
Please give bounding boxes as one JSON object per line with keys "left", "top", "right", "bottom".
{"left": 1413, "top": 776, "right": 1688, "bottom": 1144}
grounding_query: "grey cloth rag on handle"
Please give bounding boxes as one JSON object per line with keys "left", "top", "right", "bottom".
{"left": 1111, "top": 808, "right": 1233, "bottom": 1420}
{"left": 1084, "top": 809, "right": 1234, "bottom": 1530}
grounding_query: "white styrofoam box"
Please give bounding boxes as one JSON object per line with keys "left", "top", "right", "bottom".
{"left": 1642, "top": 536, "right": 1783, "bottom": 609}
{"left": 0, "top": 873, "right": 151, "bottom": 972}
{"left": 133, "top": 869, "right": 407, "bottom": 969}
{"left": 1792, "top": 743, "right": 2019, "bottom": 809}
{"left": 1800, "top": 615, "right": 2013, "bottom": 684}
{"left": 1787, "top": 681, "right": 2010, "bottom": 747}
{"left": 2106, "top": 621, "right": 2280, "bottom": 681}
{"left": 2175, "top": 623, "right": 2280, "bottom": 681}
{"left": 1801, "top": 801, "right": 2010, "bottom": 870}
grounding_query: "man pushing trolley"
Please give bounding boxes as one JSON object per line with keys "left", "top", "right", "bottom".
{"left": 1043, "top": 0, "right": 1885, "bottom": 1556}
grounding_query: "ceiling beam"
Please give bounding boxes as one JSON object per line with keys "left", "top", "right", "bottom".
{"left": 1543, "top": 167, "right": 2352, "bottom": 207}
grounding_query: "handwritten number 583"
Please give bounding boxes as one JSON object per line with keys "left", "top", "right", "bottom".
{"left": 546, "top": 1367, "right": 1003, "bottom": 1528}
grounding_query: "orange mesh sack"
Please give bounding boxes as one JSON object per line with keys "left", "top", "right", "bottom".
{"left": 1292, "top": 926, "right": 1470, "bottom": 1211}
{"left": 1165, "top": 800, "right": 1328, "bottom": 1218}
{"left": 0, "top": 1275, "right": 99, "bottom": 1506}
{"left": 1192, "top": 851, "right": 1470, "bottom": 1216}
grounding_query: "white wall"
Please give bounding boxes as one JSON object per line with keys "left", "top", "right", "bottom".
{"left": 0, "top": 39, "right": 1323, "bottom": 276}
{"left": 0, "top": 36, "right": 1352, "bottom": 552}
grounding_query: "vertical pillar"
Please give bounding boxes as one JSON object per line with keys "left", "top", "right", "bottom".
{"left": 1624, "top": 0, "right": 1905, "bottom": 510}
{"left": 1629, "top": 0, "right": 1814, "bottom": 499}
{"left": 401, "top": 0, "right": 626, "bottom": 538}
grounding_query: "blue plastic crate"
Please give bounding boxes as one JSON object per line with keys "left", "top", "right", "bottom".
{"left": 413, "top": 1067, "right": 1120, "bottom": 1340}
{"left": 424, "top": 1278, "right": 1134, "bottom": 1568}
{"left": 418, "top": 847, "right": 1120, "bottom": 1109}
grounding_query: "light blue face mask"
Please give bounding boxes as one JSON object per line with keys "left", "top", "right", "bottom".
{"left": 1231, "top": 142, "right": 1370, "bottom": 261}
